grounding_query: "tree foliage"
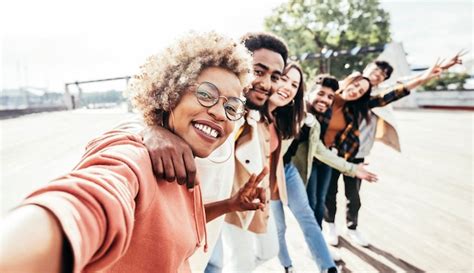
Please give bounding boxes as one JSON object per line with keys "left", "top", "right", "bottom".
{"left": 264, "top": 0, "right": 391, "bottom": 81}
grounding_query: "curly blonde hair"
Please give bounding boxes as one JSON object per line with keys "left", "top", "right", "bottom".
{"left": 128, "top": 31, "right": 254, "bottom": 127}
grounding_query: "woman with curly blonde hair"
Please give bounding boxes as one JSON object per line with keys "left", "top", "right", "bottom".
{"left": 0, "top": 32, "right": 268, "bottom": 273}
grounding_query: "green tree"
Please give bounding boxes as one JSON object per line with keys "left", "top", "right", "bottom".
{"left": 264, "top": 0, "right": 391, "bottom": 81}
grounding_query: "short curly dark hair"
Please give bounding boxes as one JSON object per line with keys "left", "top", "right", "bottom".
{"left": 128, "top": 32, "right": 253, "bottom": 127}
{"left": 240, "top": 32, "right": 289, "bottom": 66}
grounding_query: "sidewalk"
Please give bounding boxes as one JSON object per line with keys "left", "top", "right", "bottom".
{"left": 255, "top": 109, "right": 473, "bottom": 272}
{"left": 1, "top": 109, "right": 472, "bottom": 272}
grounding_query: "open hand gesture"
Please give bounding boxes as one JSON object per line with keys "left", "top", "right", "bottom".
{"left": 355, "top": 163, "right": 378, "bottom": 183}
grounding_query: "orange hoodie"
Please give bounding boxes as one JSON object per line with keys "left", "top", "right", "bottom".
{"left": 22, "top": 129, "right": 207, "bottom": 273}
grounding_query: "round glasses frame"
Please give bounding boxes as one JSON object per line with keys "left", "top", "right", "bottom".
{"left": 193, "top": 82, "right": 246, "bottom": 121}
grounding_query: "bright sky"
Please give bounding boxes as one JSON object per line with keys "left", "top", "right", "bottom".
{"left": 1, "top": 0, "right": 472, "bottom": 91}
{"left": 381, "top": 0, "right": 473, "bottom": 67}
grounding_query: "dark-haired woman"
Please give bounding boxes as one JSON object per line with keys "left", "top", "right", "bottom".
{"left": 267, "top": 63, "right": 338, "bottom": 273}
{"left": 322, "top": 63, "right": 444, "bottom": 247}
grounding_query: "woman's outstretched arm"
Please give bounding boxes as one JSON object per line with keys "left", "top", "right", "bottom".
{"left": 0, "top": 131, "right": 148, "bottom": 273}
{"left": 0, "top": 205, "right": 71, "bottom": 273}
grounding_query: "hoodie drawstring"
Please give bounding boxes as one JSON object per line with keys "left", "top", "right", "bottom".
{"left": 192, "top": 183, "right": 208, "bottom": 253}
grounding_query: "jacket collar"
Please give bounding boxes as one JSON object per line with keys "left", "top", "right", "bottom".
{"left": 246, "top": 110, "right": 262, "bottom": 126}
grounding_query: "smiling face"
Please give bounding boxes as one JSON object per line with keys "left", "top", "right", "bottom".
{"left": 363, "top": 63, "right": 387, "bottom": 87}
{"left": 269, "top": 67, "right": 301, "bottom": 108}
{"left": 245, "top": 48, "right": 285, "bottom": 110}
{"left": 308, "top": 85, "right": 335, "bottom": 113}
{"left": 169, "top": 67, "right": 242, "bottom": 158}
{"left": 340, "top": 78, "right": 370, "bottom": 101}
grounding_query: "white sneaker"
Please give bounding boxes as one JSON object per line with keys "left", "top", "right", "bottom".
{"left": 329, "top": 248, "right": 341, "bottom": 262}
{"left": 347, "top": 229, "right": 369, "bottom": 247}
{"left": 325, "top": 223, "right": 339, "bottom": 246}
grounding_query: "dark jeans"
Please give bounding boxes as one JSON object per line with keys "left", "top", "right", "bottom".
{"left": 306, "top": 161, "right": 333, "bottom": 228}
{"left": 324, "top": 158, "right": 364, "bottom": 230}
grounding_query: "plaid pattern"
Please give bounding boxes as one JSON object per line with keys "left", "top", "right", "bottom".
{"left": 315, "top": 109, "right": 332, "bottom": 144}
{"left": 368, "top": 83, "right": 410, "bottom": 108}
{"left": 319, "top": 84, "right": 410, "bottom": 161}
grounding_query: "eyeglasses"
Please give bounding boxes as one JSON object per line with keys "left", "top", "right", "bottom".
{"left": 193, "top": 82, "right": 246, "bottom": 121}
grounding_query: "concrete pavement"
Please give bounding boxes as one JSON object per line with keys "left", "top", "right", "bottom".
{"left": 1, "top": 108, "right": 472, "bottom": 272}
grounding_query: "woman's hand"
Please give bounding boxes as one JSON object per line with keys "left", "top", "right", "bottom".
{"left": 354, "top": 163, "right": 378, "bottom": 183}
{"left": 405, "top": 53, "right": 465, "bottom": 91}
{"left": 440, "top": 49, "right": 467, "bottom": 70}
{"left": 229, "top": 167, "right": 269, "bottom": 212}
{"left": 417, "top": 59, "right": 444, "bottom": 85}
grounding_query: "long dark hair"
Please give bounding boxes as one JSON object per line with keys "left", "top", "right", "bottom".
{"left": 271, "top": 62, "right": 306, "bottom": 139}
{"left": 338, "top": 73, "right": 372, "bottom": 122}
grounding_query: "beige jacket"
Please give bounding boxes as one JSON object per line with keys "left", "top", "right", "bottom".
{"left": 357, "top": 86, "right": 403, "bottom": 158}
{"left": 372, "top": 105, "right": 401, "bottom": 152}
{"left": 225, "top": 111, "right": 287, "bottom": 234}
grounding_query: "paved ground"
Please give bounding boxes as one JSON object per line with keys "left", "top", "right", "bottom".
{"left": 1, "top": 109, "right": 472, "bottom": 272}
{"left": 0, "top": 108, "right": 134, "bottom": 214}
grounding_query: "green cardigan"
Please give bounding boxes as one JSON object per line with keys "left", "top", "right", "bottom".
{"left": 283, "top": 118, "right": 357, "bottom": 186}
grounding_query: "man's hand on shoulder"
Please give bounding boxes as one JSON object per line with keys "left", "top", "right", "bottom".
{"left": 140, "top": 126, "right": 197, "bottom": 189}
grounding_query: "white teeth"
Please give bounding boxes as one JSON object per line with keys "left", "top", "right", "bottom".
{"left": 193, "top": 123, "right": 219, "bottom": 138}
{"left": 278, "top": 91, "right": 288, "bottom": 98}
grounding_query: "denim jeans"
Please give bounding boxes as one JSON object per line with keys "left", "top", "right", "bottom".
{"left": 204, "top": 234, "right": 223, "bottom": 273}
{"left": 306, "top": 161, "right": 333, "bottom": 228}
{"left": 271, "top": 163, "right": 336, "bottom": 271}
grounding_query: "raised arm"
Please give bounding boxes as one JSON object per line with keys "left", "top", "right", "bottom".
{"left": 367, "top": 83, "right": 411, "bottom": 109}
{"left": 0, "top": 132, "right": 147, "bottom": 273}
{"left": 401, "top": 59, "right": 443, "bottom": 91}
{"left": 368, "top": 57, "right": 459, "bottom": 108}
{"left": 440, "top": 49, "right": 467, "bottom": 70}
{"left": 0, "top": 205, "right": 70, "bottom": 273}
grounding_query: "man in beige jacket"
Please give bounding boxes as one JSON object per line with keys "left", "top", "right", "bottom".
{"left": 218, "top": 32, "right": 289, "bottom": 272}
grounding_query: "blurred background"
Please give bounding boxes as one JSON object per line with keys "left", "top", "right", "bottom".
{"left": 1, "top": 0, "right": 472, "bottom": 113}
{"left": 1, "top": 0, "right": 473, "bottom": 272}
